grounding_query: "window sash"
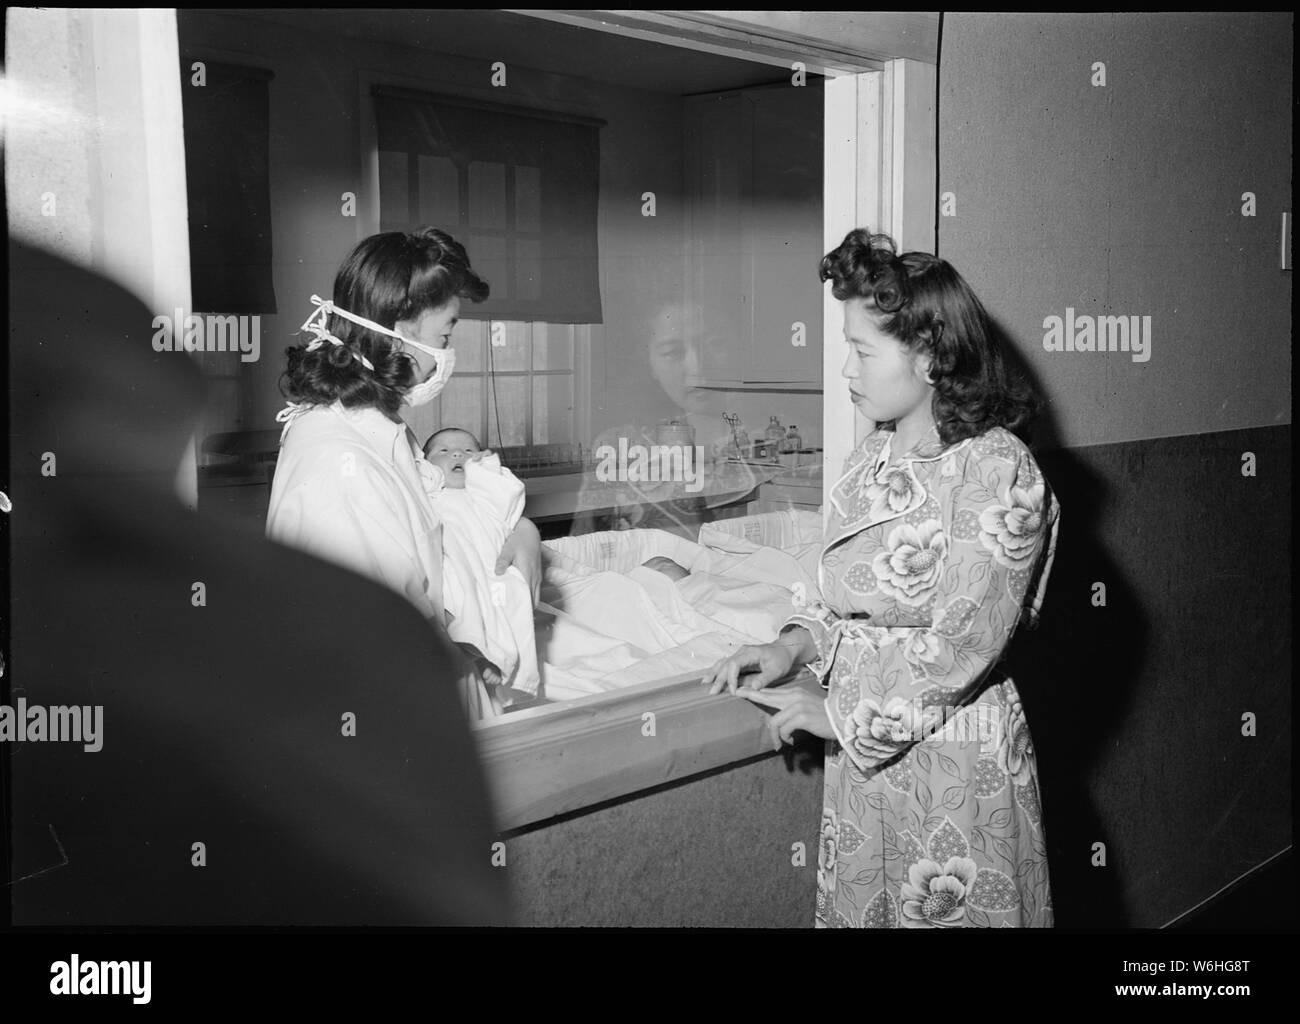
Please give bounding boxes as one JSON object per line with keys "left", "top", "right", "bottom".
{"left": 429, "top": 321, "right": 580, "bottom": 454}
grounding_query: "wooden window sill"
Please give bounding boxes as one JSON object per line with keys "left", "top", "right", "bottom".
{"left": 474, "top": 666, "right": 824, "bottom": 832}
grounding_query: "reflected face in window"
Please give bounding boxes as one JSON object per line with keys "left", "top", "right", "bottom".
{"left": 395, "top": 296, "right": 461, "bottom": 381}
{"left": 841, "top": 299, "right": 932, "bottom": 423}
{"left": 424, "top": 428, "right": 480, "bottom": 489}
{"left": 647, "top": 314, "right": 712, "bottom": 415}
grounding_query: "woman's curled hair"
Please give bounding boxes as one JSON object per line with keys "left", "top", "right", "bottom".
{"left": 820, "top": 228, "right": 1039, "bottom": 444}
{"left": 280, "top": 227, "right": 489, "bottom": 417}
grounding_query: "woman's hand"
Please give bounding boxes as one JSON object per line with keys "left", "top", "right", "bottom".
{"left": 735, "top": 684, "right": 836, "bottom": 751}
{"left": 701, "top": 641, "right": 799, "bottom": 696}
{"left": 496, "top": 517, "right": 541, "bottom": 604}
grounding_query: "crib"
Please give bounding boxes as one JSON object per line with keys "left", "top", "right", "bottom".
{"left": 474, "top": 510, "right": 829, "bottom": 925}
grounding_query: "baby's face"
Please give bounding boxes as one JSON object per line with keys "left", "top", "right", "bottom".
{"left": 425, "top": 430, "right": 480, "bottom": 489}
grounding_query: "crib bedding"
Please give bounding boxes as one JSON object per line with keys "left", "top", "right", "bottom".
{"left": 523, "top": 523, "right": 822, "bottom": 704}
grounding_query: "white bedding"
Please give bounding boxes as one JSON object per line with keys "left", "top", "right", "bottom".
{"left": 532, "top": 515, "right": 823, "bottom": 702}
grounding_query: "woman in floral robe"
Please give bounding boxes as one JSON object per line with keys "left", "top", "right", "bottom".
{"left": 703, "top": 229, "right": 1059, "bottom": 928}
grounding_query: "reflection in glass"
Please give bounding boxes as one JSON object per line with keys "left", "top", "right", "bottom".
{"left": 571, "top": 301, "right": 772, "bottom": 539}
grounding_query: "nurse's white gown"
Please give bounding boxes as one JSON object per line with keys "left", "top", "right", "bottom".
{"left": 266, "top": 402, "right": 494, "bottom": 717}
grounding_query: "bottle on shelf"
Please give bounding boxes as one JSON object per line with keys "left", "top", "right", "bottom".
{"left": 722, "top": 412, "right": 749, "bottom": 461}
{"left": 777, "top": 425, "right": 804, "bottom": 469}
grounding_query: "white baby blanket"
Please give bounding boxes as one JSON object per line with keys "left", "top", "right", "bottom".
{"left": 536, "top": 525, "right": 821, "bottom": 701}
{"left": 427, "top": 454, "right": 539, "bottom": 706}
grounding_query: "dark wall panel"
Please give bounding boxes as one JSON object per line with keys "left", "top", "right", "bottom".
{"left": 1008, "top": 424, "right": 1290, "bottom": 927}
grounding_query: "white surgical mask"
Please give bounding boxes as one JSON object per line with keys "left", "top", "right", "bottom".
{"left": 403, "top": 345, "right": 456, "bottom": 407}
{"left": 297, "top": 294, "right": 456, "bottom": 406}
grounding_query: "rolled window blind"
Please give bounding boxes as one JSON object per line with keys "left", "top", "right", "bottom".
{"left": 374, "top": 87, "right": 603, "bottom": 324}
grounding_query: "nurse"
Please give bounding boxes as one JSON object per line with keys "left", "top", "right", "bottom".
{"left": 267, "top": 227, "right": 541, "bottom": 715}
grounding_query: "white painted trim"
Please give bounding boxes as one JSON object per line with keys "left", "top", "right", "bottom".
{"left": 888, "top": 64, "right": 907, "bottom": 242}
{"left": 857, "top": 72, "right": 883, "bottom": 234}
{"left": 505, "top": 9, "right": 936, "bottom": 74}
{"left": 692, "top": 10, "right": 939, "bottom": 66}
{"left": 822, "top": 74, "right": 861, "bottom": 521}
{"left": 822, "top": 61, "right": 938, "bottom": 504}
{"left": 86, "top": 9, "right": 198, "bottom": 508}
{"left": 896, "top": 60, "right": 938, "bottom": 256}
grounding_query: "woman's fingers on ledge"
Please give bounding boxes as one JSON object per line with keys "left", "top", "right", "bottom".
{"left": 736, "top": 684, "right": 792, "bottom": 708}
{"left": 702, "top": 663, "right": 734, "bottom": 695}
{"left": 703, "top": 664, "right": 778, "bottom": 698}
{"left": 701, "top": 651, "right": 739, "bottom": 693}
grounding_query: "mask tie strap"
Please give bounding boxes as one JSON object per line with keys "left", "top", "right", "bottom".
{"left": 307, "top": 293, "right": 452, "bottom": 361}
{"left": 299, "top": 295, "right": 377, "bottom": 372}
{"left": 275, "top": 401, "right": 316, "bottom": 445}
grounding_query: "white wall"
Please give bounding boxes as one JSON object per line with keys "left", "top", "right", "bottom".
{"left": 6, "top": 7, "right": 198, "bottom": 505}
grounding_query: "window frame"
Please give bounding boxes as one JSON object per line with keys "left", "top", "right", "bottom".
{"left": 359, "top": 41, "right": 939, "bottom": 833}
{"left": 436, "top": 320, "right": 578, "bottom": 451}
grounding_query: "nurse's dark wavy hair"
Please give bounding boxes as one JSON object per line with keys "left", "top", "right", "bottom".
{"left": 820, "top": 228, "right": 1038, "bottom": 445}
{"left": 280, "top": 227, "right": 489, "bottom": 416}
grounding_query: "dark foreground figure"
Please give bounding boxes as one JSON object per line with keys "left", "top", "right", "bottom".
{"left": 6, "top": 240, "right": 508, "bottom": 925}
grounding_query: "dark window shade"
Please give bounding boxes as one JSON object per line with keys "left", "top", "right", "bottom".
{"left": 181, "top": 59, "right": 276, "bottom": 314}
{"left": 374, "top": 87, "right": 602, "bottom": 324}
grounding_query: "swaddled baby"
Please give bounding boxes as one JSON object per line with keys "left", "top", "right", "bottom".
{"left": 422, "top": 427, "right": 539, "bottom": 710}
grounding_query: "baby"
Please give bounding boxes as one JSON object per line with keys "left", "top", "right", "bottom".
{"left": 640, "top": 556, "right": 691, "bottom": 581}
{"left": 422, "top": 427, "right": 538, "bottom": 712}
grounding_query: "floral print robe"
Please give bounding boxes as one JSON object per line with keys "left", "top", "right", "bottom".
{"left": 786, "top": 426, "right": 1060, "bottom": 928}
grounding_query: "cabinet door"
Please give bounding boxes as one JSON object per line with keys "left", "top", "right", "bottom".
{"left": 685, "top": 92, "right": 748, "bottom": 387}
{"left": 744, "top": 84, "right": 824, "bottom": 384}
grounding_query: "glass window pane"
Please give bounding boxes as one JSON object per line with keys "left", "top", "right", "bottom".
{"left": 515, "top": 238, "right": 542, "bottom": 301}
{"left": 450, "top": 318, "right": 484, "bottom": 373}
{"left": 486, "top": 320, "right": 528, "bottom": 372}
{"left": 377, "top": 150, "right": 408, "bottom": 230}
{"left": 515, "top": 165, "right": 541, "bottom": 232}
{"left": 532, "top": 374, "right": 574, "bottom": 446}
{"left": 485, "top": 376, "right": 528, "bottom": 448}
{"left": 468, "top": 160, "right": 506, "bottom": 230}
{"left": 437, "top": 376, "right": 483, "bottom": 442}
{"left": 418, "top": 154, "right": 460, "bottom": 228}
{"left": 469, "top": 234, "right": 508, "bottom": 301}
{"left": 533, "top": 323, "right": 573, "bottom": 371}
{"left": 198, "top": 377, "right": 242, "bottom": 465}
